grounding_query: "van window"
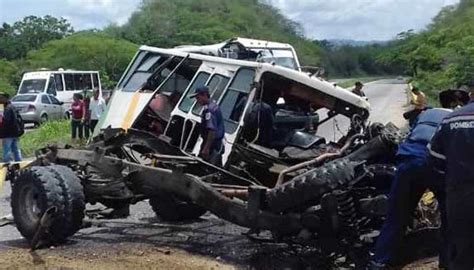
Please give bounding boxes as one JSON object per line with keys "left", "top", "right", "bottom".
{"left": 46, "top": 74, "right": 64, "bottom": 95}
{"left": 92, "top": 73, "right": 100, "bottom": 89}
{"left": 191, "top": 74, "right": 229, "bottom": 115}
{"left": 82, "top": 74, "right": 93, "bottom": 90}
{"left": 64, "top": 74, "right": 75, "bottom": 91}
{"left": 178, "top": 72, "right": 210, "bottom": 113}
{"left": 74, "top": 74, "right": 92, "bottom": 90}
{"left": 219, "top": 68, "right": 255, "bottom": 133}
{"left": 54, "top": 74, "right": 64, "bottom": 91}
{"left": 19, "top": 79, "right": 47, "bottom": 94}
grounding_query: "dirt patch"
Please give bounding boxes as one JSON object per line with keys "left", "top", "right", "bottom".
{"left": 0, "top": 243, "right": 235, "bottom": 270}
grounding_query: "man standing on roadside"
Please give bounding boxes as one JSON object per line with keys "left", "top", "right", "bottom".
{"left": 191, "top": 86, "right": 225, "bottom": 166}
{"left": 428, "top": 85, "right": 474, "bottom": 269}
{"left": 352, "top": 81, "right": 366, "bottom": 97}
{"left": 0, "top": 92, "right": 22, "bottom": 162}
{"left": 88, "top": 88, "right": 106, "bottom": 135}
{"left": 404, "top": 84, "right": 428, "bottom": 127}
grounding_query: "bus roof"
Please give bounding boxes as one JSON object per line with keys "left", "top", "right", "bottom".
{"left": 22, "top": 70, "right": 100, "bottom": 79}
{"left": 136, "top": 45, "right": 369, "bottom": 111}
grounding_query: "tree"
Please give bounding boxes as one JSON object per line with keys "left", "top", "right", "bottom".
{"left": 26, "top": 32, "right": 138, "bottom": 88}
{"left": 0, "top": 59, "right": 20, "bottom": 96}
{"left": 0, "top": 15, "right": 74, "bottom": 60}
{"left": 105, "top": 0, "right": 322, "bottom": 66}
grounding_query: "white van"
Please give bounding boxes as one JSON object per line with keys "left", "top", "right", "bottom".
{"left": 17, "top": 70, "right": 102, "bottom": 117}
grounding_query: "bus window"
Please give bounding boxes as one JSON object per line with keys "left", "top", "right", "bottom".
{"left": 47, "top": 74, "right": 63, "bottom": 95}
{"left": 64, "top": 74, "right": 75, "bottom": 91}
{"left": 219, "top": 68, "right": 255, "bottom": 133}
{"left": 158, "top": 58, "right": 202, "bottom": 95}
{"left": 122, "top": 53, "right": 172, "bottom": 92}
{"left": 54, "top": 74, "right": 64, "bottom": 91}
{"left": 47, "top": 76, "right": 57, "bottom": 96}
{"left": 140, "top": 56, "right": 185, "bottom": 92}
{"left": 92, "top": 73, "right": 100, "bottom": 89}
{"left": 74, "top": 74, "right": 85, "bottom": 90}
{"left": 178, "top": 72, "right": 210, "bottom": 113}
{"left": 83, "top": 74, "right": 93, "bottom": 91}
{"left": 191, "top": 74, "right": 229, "bottom": 116}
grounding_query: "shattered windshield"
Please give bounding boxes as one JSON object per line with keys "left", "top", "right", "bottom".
{"left": 18, "top": 79, "right": 47, "bottom": 94}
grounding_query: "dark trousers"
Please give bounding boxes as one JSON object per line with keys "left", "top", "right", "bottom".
{"left": 83, "top": 120, "right": 90, "bottom": 139}
{"left": 373, "top": 156, "right": 447, "bottom": 266}
{"left": 71, "top": 119, "right": 83, "bottom": 139}
{"left": 447, "top": 189, "right": 474, "bottom": 270}
{"left": 90, "top": 119, "right": 99, "bottom": 134}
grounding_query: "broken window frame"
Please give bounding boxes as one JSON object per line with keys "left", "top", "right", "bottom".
{"left": 218, "top": 68, "right": 256, "bottom": 134}
{"left": 191, "top": 73, "right": 231, "bottom": 116}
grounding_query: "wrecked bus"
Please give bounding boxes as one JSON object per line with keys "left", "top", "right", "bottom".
{"left": 9, "top": 44, "right": 402, "bottom": 266}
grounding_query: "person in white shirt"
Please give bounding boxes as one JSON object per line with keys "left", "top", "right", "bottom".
{"left": 88, "top": 88, "right": 106, "bottom": 134}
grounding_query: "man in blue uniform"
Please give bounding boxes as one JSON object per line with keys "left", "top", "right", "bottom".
{"left": 369, "top": 90, "right": 467, "bottom": 268}
{"left": 428, "top": 88, "right": 474, "bottom": 269}
{"left": 191, "top": 86, "right": 225, "bottom": 166}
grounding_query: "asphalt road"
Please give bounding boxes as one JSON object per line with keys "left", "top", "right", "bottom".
{"left": 317, "top": 78, "right": 407, "bottom": 142}
{"left": 0, "top": 79, "right": 416, "bottom": 269}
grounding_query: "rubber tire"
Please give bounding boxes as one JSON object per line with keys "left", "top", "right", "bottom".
{"left": 40, "top": 114, "right": 48, "bottom": 124}
{"left": 149, "top": 192, "right": 206, "bottom": 222}
{"left": 267, "top": 159, "right": 360, "bottom": 213}
{"left": 11, "top": 165, "right": 85, "bottom": 245}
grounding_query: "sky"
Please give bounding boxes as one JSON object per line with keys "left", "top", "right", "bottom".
{"left": 0, "top": 0, "right": 460, "bottom": 41}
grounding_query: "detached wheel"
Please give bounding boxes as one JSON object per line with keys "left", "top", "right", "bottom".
{"left": 11, "top": 165, "right": 85, "bottom": 246}
{"left": 149, "top": 192, "right": 206, "bottom": 222}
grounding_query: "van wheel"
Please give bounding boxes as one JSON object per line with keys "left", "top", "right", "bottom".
{"left": 40, "top": 114, "right": 48, "bottom": 124}
{"left": 11, "top": 165, "right": 85, "bottom": 247}
{"left": 149, "top": 192, "right": 206, "bottom": 222}
{"left": 64, "top": 112, "right": 70, "bottom": 120}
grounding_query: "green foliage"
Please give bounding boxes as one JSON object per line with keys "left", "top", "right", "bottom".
{"left": 18, "top": 120, "right": 71, "bottom": 157}
{"left": 25, "top": 32, "right": 138, "bottom": 88}
{"left": 105, "top": 0, "right": 322, "bottom": 65}
{"left": 0, "top": 16, "right": 73, "bottom": 60}
{"left": 0, "top": 59, "right": 19, "bottom": 96}
{"left": 378, "top": 1, "right": 474, "bottom": 97}
{"left": 316, "top": 43, "right": 399, "bottom": 78}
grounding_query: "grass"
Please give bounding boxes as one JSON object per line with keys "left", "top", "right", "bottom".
{"left": 15, "top": 120, "right": 72, "bottom": 158}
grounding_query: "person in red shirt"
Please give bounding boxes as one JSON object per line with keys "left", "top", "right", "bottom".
{"left": 71, "top": 93, "right": 84, "bottom": 143}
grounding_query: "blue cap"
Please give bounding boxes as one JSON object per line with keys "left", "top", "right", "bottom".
{"left": 190, "top": 86, "right": 209, "bottom": 98}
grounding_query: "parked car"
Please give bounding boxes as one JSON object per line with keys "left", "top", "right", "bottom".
{"left": 11, "top": 93, "right": 66, "bottom": 126}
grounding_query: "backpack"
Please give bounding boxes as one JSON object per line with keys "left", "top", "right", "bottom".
{"left": 12, "top": 107, "right": 24, "bottom": 137}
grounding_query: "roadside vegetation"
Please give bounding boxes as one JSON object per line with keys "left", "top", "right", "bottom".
{"left": 20, "top": 121, "right": 71, "bottom": 157}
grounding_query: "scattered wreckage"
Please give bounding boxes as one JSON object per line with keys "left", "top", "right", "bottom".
{"left": 7, "top": 40, "right": 405, "bottom": 263}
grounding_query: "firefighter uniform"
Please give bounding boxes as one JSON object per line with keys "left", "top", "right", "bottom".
{"left": 371, "top": 108, "right": 452, "bottom": 267}
{"left": 428, "top": 101, "right": 474, "bottom": 270}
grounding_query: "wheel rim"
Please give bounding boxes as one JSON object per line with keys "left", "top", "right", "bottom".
{"left": 19, "top": 185, "right": 43, "bottom": 225}
{"left": 41, "top": 115, "right": 48, "bottom": 123}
